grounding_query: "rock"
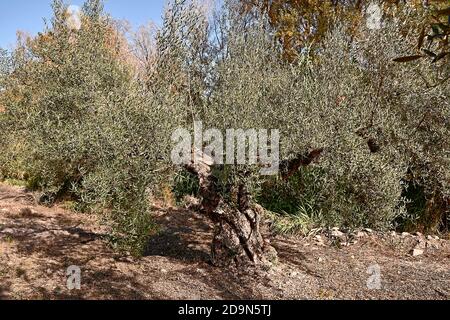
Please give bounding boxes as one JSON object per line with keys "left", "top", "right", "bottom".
{"left": 318, "top": 257, "right": 324, "bottom": 263}
{"left": 355, "top": 231, "right": 367, "bottom": 238}
{"left": 426, "top": 241, "right": 439, "bottom": 250}
{"left": 364, "top": 228, "right": 373, "bottom": 233}
{"left": 415, "top": 238, "right": 427, "bottom": 251}
{"left": 434, "top": 236, "right": 440, "bottom": 240}
{"left": 415, "top": 232, "right": 423, "bottom": 237}
{"left": 196, "top": 268, "right": 205, "bottom": 274}
{"left": 411, "top": 248, "right": 424, "bottom": 257}
{"left": 52, "top": 230, "right": 71, "bottom": 237}
{"left": 315, "top": 235, "right": 325, "bottom": 245}
{"left": 290, "top": 271, "right": 299, "bottom": 277}
{"left": 331, "top": 229, "right": 345, "bottom": 238}
{"left": 427, "top": 235, "right": 434, "bottom": 241}
{"left": 160, "top": 268, "right": 168, "bottom": 274}
{"left": 401, "top": 232, "right": 411, "bottom": 238}
{"left": 2, "top": 228, "right": 15, "bottom": 234}
{"left": 391, "top": 231, "right": 398, "bottom": 237}
{"left": 120, "top": 256, "right": 134, "bottom": 263}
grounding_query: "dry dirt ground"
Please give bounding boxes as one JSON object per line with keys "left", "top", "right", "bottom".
{"left": 0, "top": 183, "right": 449, "bottom": 300}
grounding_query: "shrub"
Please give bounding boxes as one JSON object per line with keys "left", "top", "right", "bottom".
{"left": 262, "top": 7, "right": 449, "bottom": 233}
{"left": 0, "top": 0, "right": 179, "bottom": 254}
{"left": 173, "top": 169, "right": 200, "bottom": 204}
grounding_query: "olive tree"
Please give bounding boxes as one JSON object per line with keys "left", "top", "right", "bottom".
{"left": 167, "top": 0, "right": 449, "bottom": 267}
{"left": 2, "top": 0, "right": 447, "bottom": 267}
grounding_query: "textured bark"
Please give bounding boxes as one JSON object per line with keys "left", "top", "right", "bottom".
{"left": 422, "top": 193, "right": 450, "bottom": 233}
{"left": 186, "top": 159, "right": 277, "bottom": 268}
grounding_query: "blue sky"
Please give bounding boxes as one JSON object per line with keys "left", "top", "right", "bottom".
{"left": 0, "top": 0, "right": 167, "bottom": 49}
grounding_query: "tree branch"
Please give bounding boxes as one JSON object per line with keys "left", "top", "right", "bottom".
{"left": 281, "top": 148, "right": 324, "bottom": 181}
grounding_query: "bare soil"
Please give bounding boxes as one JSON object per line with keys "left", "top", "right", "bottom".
{"left": 0, "top": 183, "right": 449, "bottom": 300}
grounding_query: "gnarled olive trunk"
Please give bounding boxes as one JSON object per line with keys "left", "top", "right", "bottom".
{"left": 422, "top": 192, "right": 449, "bottom": 233}
{"left": 186, "top": 161, "right": 277, "bottom": 268}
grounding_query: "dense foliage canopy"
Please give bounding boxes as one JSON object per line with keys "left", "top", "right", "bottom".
{"left": 0, "top": 0, "right": 448, "bottom": 263}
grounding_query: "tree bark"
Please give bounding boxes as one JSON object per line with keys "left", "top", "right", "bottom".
{"left": 422, "top": 192, "right": 449, "bottom": 233}
{"left": 186, "top": 159, "right": 277, "bottom": 268}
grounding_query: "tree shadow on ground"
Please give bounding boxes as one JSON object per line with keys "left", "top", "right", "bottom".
{"left": 144, "top": 208, "right": 212, "bottom": 263}
{"left": 271, "top": 237, "right": 324, "bottom": 278}
{"left": 180, "top": 265, "right": 274, "bottom": 299}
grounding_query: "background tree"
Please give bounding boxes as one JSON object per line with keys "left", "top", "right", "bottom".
{"left": 239, "top": 0, "right": 443, "bottom": 62}
{"left": 239, "top": 0, "right": 366, "bottom": 61}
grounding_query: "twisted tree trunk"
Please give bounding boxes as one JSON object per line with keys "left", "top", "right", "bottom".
{"left": 186, "top": 160, "right": 277, "bottom": 268}
{"left": 422, "top": 192, "right": 450, "bottom": 233}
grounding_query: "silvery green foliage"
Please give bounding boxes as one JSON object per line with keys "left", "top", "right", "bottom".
{"left": 199, "top": 9, "right": 399, "bottom": 228}
{"left": 157, "top": 1, "right": 448, "bottom": 230}
{"left": 0, "top": 0, "right": 179, "bottom": 253}
{"left": 152, "top": 0, "right": 211, "bottom": 121}
{"left": 292, "top": 16, "right": 448, "bottom": 229}
{"left": 0, "top": 48, "right": 11, "bottom": 80}
{"left": 0, "top": 49, "right": 9, "bottom": 174}
{"left": 202, "top": 4, "right": 448, "bottom": 230}
{"left": 294, "top": 24, "right": 410, "bottom": 229}
{"left": 349, "top": 13, "right": 449, "bottom": 213}
{"left": 0, "top": 48, "right": 11, "bottom": 103}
